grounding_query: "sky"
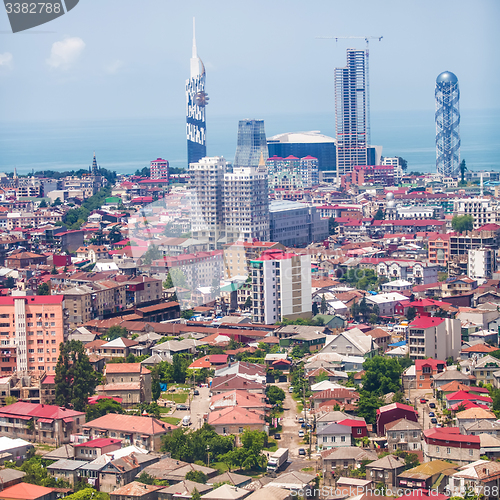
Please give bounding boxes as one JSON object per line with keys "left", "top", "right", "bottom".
{"left": 0, "top": 0, "right": 498, "bottom": 122}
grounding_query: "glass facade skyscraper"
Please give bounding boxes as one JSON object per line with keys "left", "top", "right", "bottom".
{"left": 334, "top": 49, "right": 367, "bottom": 177}
{"left": 233, "top": 119, "right": 269, "bottom": 168}
{"left": 435, "top": 71, "right": 460, "bottom": 177}
{"left": 186, "top": 19, "right": 208, "bottom": 166}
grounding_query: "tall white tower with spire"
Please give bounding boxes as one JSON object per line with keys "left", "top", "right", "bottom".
{"left": 186, "top": 18, "right": 208, "bottom": 166}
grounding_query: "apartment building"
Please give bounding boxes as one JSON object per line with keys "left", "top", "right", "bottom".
{"left": 0, "top": 401, "right": 85, "bottom": 445}
{"left": 189, "top": 156, "right": 226, "bottom": 250}
{"left": 454, "top": 198, "right": 498, "bottom": 229}
{"left": 428, "top": 233, "right": 451, "bottom": 267}
{"left": 0, "top": 293, "right": 68, "bottom": 375}
{"left": 376, "top": 260, "right": 439, "bottom": 285}
{"left": 415, "top": 359, "right": 446, "bottom": 389}
{"left": 224, "top": 157, "right": 270, "bottom": 244}
{"left": 408, "top": 317, "right": 461, "bottom": 361}
{"left": 150, "top": 158, "right": 169, "bottom": 180}
{"left": 0, "top": 210, "right": 64, "bottom": 230}
{"left": 423, "top": 427, "right": 480, "bottom": 465}
{"left": 250, "top": 249, "right": 312, "bottom": 325}
{"left": 222, "top": 241, "right": 284, "bottom": 280}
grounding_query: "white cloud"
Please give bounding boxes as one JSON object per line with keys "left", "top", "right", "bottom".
{"left": 0, "top": 53, "right": 13, "bottom": 67}
{"left": 104, "top": 59, "right": 123, "bottom": 75}
{"left": 46, "top": 37, "right": 85, "bottom": 69}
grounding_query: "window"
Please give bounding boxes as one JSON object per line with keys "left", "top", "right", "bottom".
{"left": 447, "top": 448, "right": 451, "bottom": 454}
{"left": 436, "top": 446, "right": 440, "bottom": 452}
{"left": 469, "top": 449, "right": 474, "bottom": 456}
{"left": 238, "top": 427, "right": 243, "bottom": 433}
{"left": 341, "top": 436, "right": 346, "bottom": 442}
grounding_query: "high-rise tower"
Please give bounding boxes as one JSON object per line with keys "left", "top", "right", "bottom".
{"left": 334, "top": 49, "right": 367, "bottom": 178}
{"left": 435, "top": 71, "right": 460, "bottom": 177}
{"left": 186, "top": 18, "right": 208, "bottom": 166}
{"left": 233, "top": 119, "right": 269, "bottom": 168}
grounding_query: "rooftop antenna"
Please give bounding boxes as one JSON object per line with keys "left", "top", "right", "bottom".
{"left": 316, "top": 35, "right": 383, "bottom": 146}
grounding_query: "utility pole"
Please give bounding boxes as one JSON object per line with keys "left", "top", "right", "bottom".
{"left": 316, "top": 35, "right": 383, "bottom": 146}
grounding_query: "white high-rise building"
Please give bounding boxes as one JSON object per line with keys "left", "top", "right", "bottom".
{"left": 189, "top": 156, "right": 227, "bottom": 249}
{"left": 468, "top": 248, "right": 493, "bottom": 280}
{"left": 454, "top": 198, "right": 499, "bottom": 229}
{"left": 224, "top": 154, "right": 270, "bottom": 244}
{"left": 250, "top": 250, "right": 312, "bottom": 325}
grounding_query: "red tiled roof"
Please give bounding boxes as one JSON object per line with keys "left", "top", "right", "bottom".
{"left": 424, "top": 427, "right": 480, "bottom": 444}
{"left": 1, "top": 402, "right": 83, "bottom": 420}
{"left": 208, "top": 406, "right": 265, "bottom": 425}
{"left": 74, "top": 438, "right": 121, "bottom": 448}
{"left": 461, "top": 344, "right": 499, "bottom": 353}
{"left": 409, "top": 317, "right": 445, "bottom": 329}
{"left": 105, "top": 363, "right": 150, "bottom": 374}
{"left": 0, "top": 482, "right": 55, "bottom": 500}
{"left": 84, "top": 413, "right": 177, "bottom": 434}
{"left": 415, "top": 359, "right": 446, "bottom": 371}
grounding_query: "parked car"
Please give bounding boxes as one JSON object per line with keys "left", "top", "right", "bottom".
{"left": 298, "top": 417, "right": 305, "bottom": 423}
{"left": 176, "top": 404, "right": 190, "bottom": 411}
{"left": 274, "top": 433, "right": 281, "bottom": 440}
{"left": 193, "top": 389, "right": 199, "bottom": 396}
{"left": 420, "top": 398, "right": 428, "bottom": 404}
{"left": 298, "top": 430, "right": 304, "bottom": 438}
{"left": 289, "top": 386, "right": 294, "bottom": 393}
{"left": 431, "top": 418, "right": 438, "bottom": 424}
{"left": 429, "top": 402, "right": 436, "bottom": 409}
{"left": 298, "top": 448, "right": 306, "bottom": 456}
{"left": 429, "top": 412, "right": 435, "bottom": 417}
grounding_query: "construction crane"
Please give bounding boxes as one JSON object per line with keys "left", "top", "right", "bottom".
{"left": 316, "top": 35, "right": 383, "bottom": 146}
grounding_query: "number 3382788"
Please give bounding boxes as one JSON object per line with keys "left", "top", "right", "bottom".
{"left": 5, "top": 3, "right": 62, "bottom": 14}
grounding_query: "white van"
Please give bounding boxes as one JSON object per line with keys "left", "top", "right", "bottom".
{"left": 182, "top": 415, "right": 191, "bottom": 426}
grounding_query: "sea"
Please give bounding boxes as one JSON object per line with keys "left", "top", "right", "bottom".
{"left": 0, "top": 108, "right": 499, "bottom": 175}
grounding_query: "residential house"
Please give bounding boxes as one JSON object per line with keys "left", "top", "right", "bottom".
{"left": 385, "top": 418, "right": 422, "bottom": 452}
{"left": 207, "top": 407, "right": 268, "bottom": 441}
{"left": 46, "top": 459, "right": 87, "bottom": 486}
{"left": 415, "top": 359, "right": 446, "bottom": 390}
{"left": 365, "top": 455, "right": 406, "bottom": 487}
{"left": 447, "top": 460, "right": 500, "bottom": 500}
{"left": 311, "top": 388, "right": 360, "bottom": 410}
{"left": 100, "top": 337, "right": 139, "bottom": 359}
{"left": 83, "top": 414, "right": 177, "bottom": 452}
{"left": 376, "top": 403, "right": 419, "bottom": 436}
{"left": 464, "top": 420, "right": 500, "bottom": 437}
{"left": 472, "top": 355, "right": 500, "bottom": 384}
{"left": 158, "top": 480, "right": 213, "bottom": 500}
{"left": 336, "top": 418, "right": 368, "bottom": 440}
{"left": 397, "top": 460, "right": 458, "bottom": 492}
{"left": 278, "top": 330, "right": 328, "bottom": 352}
{"left": 460, "top": 344, "right": 500, "bottom": 359}
{"left": 365, "top": 292, "right": 410, "bottom": 317}
{"left": 446, "top": 390, "right": 493, "bottom": 409}
{"left": 0, "top": 482, "right": 57, "bottom": 500}
{"left": 97, "top": 363, "right": 152, "bottom": 406}
{"left": 315, "top": 411, "right": 354, "bottom": 431}
{"left": 456, "top": 408, "right": 497, "bottom": 433}
{"left": 201, "top": 484, "right": 251, "bottom": 500}
{"left": 151, "top": 339, "right": 204, "bottom": 362}
{"left": 210, "top": 375, "right": 266, "bottom": 395}
{"left": 432, "top": 370, "right": 471, "bottom": 392}
{"left": 319, "top": 330, "right": 379, "bottom": 358}
{"left": 316, "top": 422, "right": 352, "bottom": 449}
{"left": 321, "top": 447, "right": 378, "bottom": 485}
{"left": 0, "top": 402, "right": 85, "bottom": 446}
{"left": 423, "top": 427, "right": 481, "bottom": 465}
{"left": 73, "top": 438, "right": 122, "bottom": 461}
{"left": 209, "top": 391, "right": 268, "bottom": 413}
{"left": 110, "top": 481, "right": 165, "bottom": 500}
{"left": 364, "top": 328, "right": 392, "bottom": 352}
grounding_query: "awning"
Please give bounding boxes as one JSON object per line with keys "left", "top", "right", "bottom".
{"left": 141, "top": 435, "right": 149, "bottom": 439}
{"left": 63, "top": 417, "right": 74, "bottom": 423}
{"left": 38, "top": 418, "right": 53, "bottom": 424}
{"left": 18, "top": 415, "right": 31, "bottom": 420}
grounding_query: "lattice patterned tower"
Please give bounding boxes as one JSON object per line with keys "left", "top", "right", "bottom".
{"left": 435, "top": 71, "right": 460, "bottom": 177}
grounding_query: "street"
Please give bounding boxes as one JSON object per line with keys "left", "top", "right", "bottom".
{"left": 167, "top": 386, "right": 210, "bottom": 430}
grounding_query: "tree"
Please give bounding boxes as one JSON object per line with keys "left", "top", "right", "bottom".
{"left": 103, "top": 325, "right": 128, "bottom": 341}
{"left": 62, "top": 488, "right": 108, "bottom": 500}
{"left": 406, "top": 307, "right": 417, "bottom": 322}
{"left": 39, "top": 199, "right": 48, "bottom": 208}
{"left": 136, "top": 472, "right": 155, "bottom": 485}
{"left": 151, "top": 367, "right": 161, "bottom": 401}
{"left": 312, "top": 301, "right": 319, "bottom": 316}
{"left": 266, "top": 386, "right": 285, "bottom": 406}
{"left": 185, "top": 470, "right": 207, "bottom": 484}
{"left": 142, "top": 245, "right": 163, "bottom": 265}
{"left": 37, "top": 282, "right": 50, "bottom": 295}
{"left": 107, "top": 226, "right": 122, "bottom": 244}
{"left": 52, "top": 197, "right": 62, "bottom": 206}
{"left": 452, "top": 215, "right": 474, "bottom": 234}
{"left": 320, "top": 294, "right": 328, "bottom": 314}
{"left": 4, "top": 395, "right": 17, "bottom": 405}
{"left": 5, "top": 276, "right": 16, "bottom": 289}
{"left": 192, "top": 489, "right": 202, "bottom": 500}
{"left": 374, "top": 208, "right": 385, "bottom": 220}
{"left": 55, "top": 340, "right": 99, "bottom": 411}
{"left": 51, "top": 266, "right": 58, "bottom": 275}
{"left": 362, "top": 356, "right": 403, "bottom": 395}
{"left": 220, "top": 429, "right": 267, "bottom": 471}
{"left": 244, "top": 296, "right": 252, "bottom": 310}
{"left": 328, "top": 217, "right": 338, "bottom": 235}
{"left": 172, "top": 354, "right": 187, "bottom": 383}
{"left": 86, "top": 398, "right": 123, "bottom": 422}
{"left": 356, "top": 392, "right": 384, "bottom": 425}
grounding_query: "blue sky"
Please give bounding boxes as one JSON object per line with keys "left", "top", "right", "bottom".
{"left": 0, "top": 0, "right": 498, "bottom": 122}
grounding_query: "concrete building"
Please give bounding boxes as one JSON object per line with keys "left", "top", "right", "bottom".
{"left": 454, "top": 199, "right": 498, "bottom": 229}
{"left": 189, "top": 156, "right": 226, "bottom": 250}
{"left": 269, "top": 201, "right": 328, "bottom": 247}
{"left": 408, "top": 317, "right": 461, "bottom": 361}
{"left": 0, "top": 402, "right": 85, "bottom": 446}
{"left": 250, "top": 250, "right": 312, "bottom": 325}
{"left": 423, "top": 428, "right": 480, "bottom": 465}
{"left": 0, "top": 294, "right": 68, "bottom": 375}
{"left": 150, "top": 158, "right": 169, "bottom": 180}
{"left": 224, "top": 155, "right": 270, "bottom": 244}
{"left": 385, "top": 419, "right": 422, "bottom": 452}
{"left": 468, "top": 248, "right": 494, "bottom": 279}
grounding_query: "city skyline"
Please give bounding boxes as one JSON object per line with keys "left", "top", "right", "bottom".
{"left": 0, "top": 0, "right": 498, "bottom": 124}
